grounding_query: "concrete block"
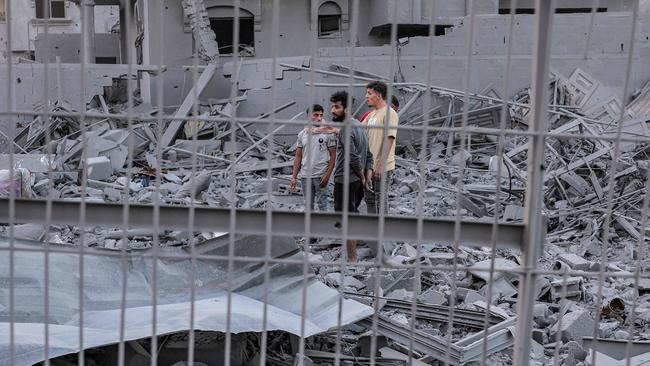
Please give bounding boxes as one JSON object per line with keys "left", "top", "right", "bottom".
{"left": 550, "top": 310, "right": 594, "bottom": 344}
{"left": 532, "top": 329, "right": 546, "bottom": 345}
{"left": 503, "top": 205, "right": 525, "bottom": 221}
{"left": 469, "top": 258, "right": 519, "bottom": 282}
{"left": 387, "top": 288, "right": 411, "bottom": 301}
{"left": 398, "top": 185, "right": 411, "bottom": 194}
{"left": 599, "top": 321, "right": 620, "bottom": 338}
{"left": 326, "top": 273, "right": 365, "bottom": 290}
{"left": 400, "top": 178, "right": 420, "bottom": 192}
{"left": 484, "top": 277, "right": 518, "bottom": 298}
{"left": 160, "top": 182, "right": 181, "bottom": 194}
{"left": 417, "top": 288, "right": 447, "bottom": 305}
{"left": 424, "top": 188, "right": 441, "bottom": 198}
{"left": 533, "top": 303, "right": 551, "bottom": 319}
{"left": 12, "top": 223, "right": 46, "bottom": 241}
{"left": 561, "top": 341, "right": 588, "bottom": 362}
{"left": 424, "top": 252, "right": 456, "bottom": 265}
{"left": 449, "top": 149, "right": 471, "bottom": 166}
{"left": 550, "top": 277, "right": 583, "bottom": 301}
{"left": 557, "top": 253, "right": 593, "bottom": 271}
{"left": 85, "top": 156, "right": 112, "bottom": 181}
{"left": 614, "top": 330, "right": 630, "bottom": 340}
{"left": 364, "top": 271, "right": 398, "bottom": 290}
{"left": 464, "top": 289, "right": 486, "bottom": 304}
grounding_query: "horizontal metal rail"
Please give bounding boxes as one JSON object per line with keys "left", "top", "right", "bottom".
{"left": 0, "top": 199, "right": 525, "bottom": 249}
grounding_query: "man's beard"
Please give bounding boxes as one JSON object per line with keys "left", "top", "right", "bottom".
{"left": 332, "top": 113, "right": 345, "bottom": 122}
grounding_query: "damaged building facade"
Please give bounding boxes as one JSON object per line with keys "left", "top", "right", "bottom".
{"left": 0, "top": 0, "right": 120, "bottom": 63}
{"left": 1, "top": 0, "right": 650, "bottom": 365}
{"left": 1, "top": 0, "right": 649, "bottom": 110}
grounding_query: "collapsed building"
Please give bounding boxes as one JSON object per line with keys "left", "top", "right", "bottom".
{"left": 1, "top": 0, "right": 650, "bottom": 365}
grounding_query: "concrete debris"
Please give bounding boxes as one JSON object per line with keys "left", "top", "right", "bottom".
{"left": 550, "top": 310, "right": 595, "bottom": 344}
{"left": 0, "top": 168, "right": 32, "bottom": 198}
{"left": 2, "top": 23, "right": 650, "bottom": 364}
{"left": 175, "top": 170, "right": 212, "bottom": 198}
{"left": 555, "top": 253, "right": 594, "bottom": 271}
{"left": 469, "top": 258, "right": 519, "bottom": 282}
{"left": 84, "top": 156, "right": 113, "bottom": 181}
{"left": 561, "top": 340, "right": 588, "bottom": 364}
{"left": 550, "top": 277, "right": 583, "bottom": 302}
{"left": 0, "top": 154, "right": 56, "bottom": 173}
{"left": 417, "top": 288, "right": 448, "bottom": 305}
{"left": 583, "top": 337, "right": 650, "bottom": 365}
{"left": 181, "top": 0, "right": 219, "bottom": 61}
{"left": 2, "top": 236, "right": 373, "bottom": 365}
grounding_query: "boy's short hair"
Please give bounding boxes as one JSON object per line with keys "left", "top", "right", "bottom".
{"left": 307, "top": 104, "right": 324, "bottom": 114}
{"left": 367, "top": 81, "right": 388, "bottom": 100}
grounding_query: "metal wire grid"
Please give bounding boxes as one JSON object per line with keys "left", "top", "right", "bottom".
{"left": 0, "top": 0, "right": 648, "bottom": 366}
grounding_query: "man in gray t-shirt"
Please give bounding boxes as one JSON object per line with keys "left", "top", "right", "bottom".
{"left": 290, "top": 104, "right": 337, "bottom": 212}
{"left": 329, "top": 91, "right": 374, "bottom": 262}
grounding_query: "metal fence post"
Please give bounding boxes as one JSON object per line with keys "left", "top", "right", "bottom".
{"left": 513, "top": 1, "right": 555, "bottom": 365}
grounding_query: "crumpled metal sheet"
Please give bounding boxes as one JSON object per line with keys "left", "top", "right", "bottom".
{"left": 0, "top": 235, "right": 372, "bottom": 365}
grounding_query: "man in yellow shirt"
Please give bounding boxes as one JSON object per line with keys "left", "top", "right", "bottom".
{"left": 364, "top": 81, "right": 398, "bottom": 215}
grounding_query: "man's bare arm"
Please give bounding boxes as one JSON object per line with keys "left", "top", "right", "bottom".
{"left": 290, "top": 147, "right": 303, "bottom": 192}
{"left": 321, "top": 147, "right": 337, "bottom": 187}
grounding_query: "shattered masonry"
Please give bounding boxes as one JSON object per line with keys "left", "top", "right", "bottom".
{"left": 1, "top": 0, "right": 650, "bottom": 365}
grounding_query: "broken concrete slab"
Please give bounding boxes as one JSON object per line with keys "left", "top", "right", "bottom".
{"left": 561, "top": 340, "right": 588, "bottom": 364}
{"left": 483, "top": 277, "right": 518, "bottom": 299}
{"left": 503, "top": 205, "right": 525, "bottom": 221}
{"left": 550, "top": 277, "right": 583, "bottom": 302}
{"left": 175, "top": 171, "right": 212, "bottom": 198}
{"left": 84, "top": 156, "right": 113, "bottom": 181}
{"left": 464, "top": 289, "right": 487, "bottom": 304}
{"left": 0, "top": 154, "right": 56, "bottom": 173}
{"left": 469, "top": 258, "right": 519, "bottom": 282}
{"left": 550, "top": 310, "right": 595, "bottom": 344}
{"left": 325, "top": 273, "right": 365, "bottom": 290}
{"left": 7, "top": 224, "right": 46, "bottom": 241}
{"left": 159, "top": 63, "right": 219, "bottom": 148}
{"left": 556, "top": 253, "right": 593, "bottom": 271}
{"left": 417, "top": 288, "right": 447, "bottom": 305}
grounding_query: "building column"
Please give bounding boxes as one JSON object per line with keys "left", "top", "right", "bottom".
{"left": 82, "top": 0, "right": 96, "bottom": 63}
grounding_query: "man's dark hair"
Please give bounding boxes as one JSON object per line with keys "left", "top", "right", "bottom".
{"left": 307, "top": 104, "right": 324, "bottom": 114}
{"left": 330, "top": 91, "right": 349, "bottom": 109}
{"left": 391, "top": 95, "right": 399, "bottom": 108}
{"left": 367, "top": 81, "right": 388, "bottom": 100}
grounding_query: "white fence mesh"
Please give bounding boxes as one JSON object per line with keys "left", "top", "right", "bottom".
{"left": 1, "top": 0, "right": 649, "bottom": 365}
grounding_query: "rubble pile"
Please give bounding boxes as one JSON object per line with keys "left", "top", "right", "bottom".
{"left": 2, "top": 65, "right": 650, "bottom": 365}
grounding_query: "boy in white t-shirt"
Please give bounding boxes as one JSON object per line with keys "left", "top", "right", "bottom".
{"left": 290, "top": 104, "right": 337, "bottom": 213}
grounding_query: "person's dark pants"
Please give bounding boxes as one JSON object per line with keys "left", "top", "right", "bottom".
{"left": 334, "top": 180, "right": 364, "bottom": 261}
{"left": 365, "top": 170, "right": 393, "bottom": 215}
{"left": 364, "top": 170, "right": 393, "bottom": 256}
{"left": 334, "top": 180, "right": 363, "bottom": 213}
